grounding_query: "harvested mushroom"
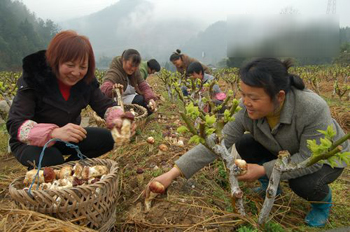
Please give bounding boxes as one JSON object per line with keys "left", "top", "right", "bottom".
{"left": 59, "top": 176, "right": 74, "bottom": 187}
{"left": 176, "top": 139, "right": 185, "bottom": 147}
{"left": 82, "top": 165, "right": 109, "bottom": 179}
{"left": 88, "top": 178, "right": 100, "bottom": 184}
{"left": 73, "top": 163, "right": 84, "bottom": 178}
{"left": 59, "top": 165, "right": 73, "bottom": 179}
{"left": 148, "top": 100, "right": 156, "bottom": 112}
{"left": 157, "top": 144, "right": 168, "bottom": 156}
{"left": 146, "top": 136, "right": 155, "bottom": 144}
{"left": 145, "top": 181, "right": 165, "bottom": 211}
{"left": 43, "top": 167, "right": 56, "bottom": 183}
{"left": 111, "top": 112, "right": 135, "bottom": 146}
{"left": 24, "top": 169, "right": 44, "bottom": 185}
{"left": 73, "top": 177, "right": 87, "bottom": 187}
{"left": 232, "top": 159, "right": 248, "bottom": 176}
{"left": 147, "top": 136, "right": 155, "bottom": 151}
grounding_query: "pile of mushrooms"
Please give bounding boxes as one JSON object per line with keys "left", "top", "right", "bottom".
{"left": 23, "top": 163, "right": 108, "bottom": 190}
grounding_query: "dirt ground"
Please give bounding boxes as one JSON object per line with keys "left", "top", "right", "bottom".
{"left": 0, "top": 74, "right": 349, "bottom": 232}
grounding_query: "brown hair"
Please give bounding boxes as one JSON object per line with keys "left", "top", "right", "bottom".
{"left": 46, "top": 30, "right": 95, "bottom": 83}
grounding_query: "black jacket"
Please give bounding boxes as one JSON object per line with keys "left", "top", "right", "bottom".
{"left": 7, "top": 50, "right": 117, "bottom": 152}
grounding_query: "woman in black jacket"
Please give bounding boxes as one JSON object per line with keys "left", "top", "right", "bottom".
{"left": 7, "top": 30, "right": 127, "bottom": 169}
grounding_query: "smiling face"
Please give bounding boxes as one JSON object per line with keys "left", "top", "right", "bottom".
{"left": 240, "top": 82, "right": 284, "bottom": 120}
{"left": 58, "top": 56, "right": 88, "bottom": 86}
{"left": 123, "top": 59, "right": 139, "bottom": 75}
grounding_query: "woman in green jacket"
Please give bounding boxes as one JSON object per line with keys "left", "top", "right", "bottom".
{"left": 139, "top": 59, "right": 161, "bottom": 80}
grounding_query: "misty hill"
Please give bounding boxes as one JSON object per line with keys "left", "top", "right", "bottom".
{"left": 182, "top": 21, "right": 227, "bottom": 66}
{"left": 60, "top": 0, "right": 205, "bottom": 66}
{"left": 0, "top": 0, "right": 59, "bottom": 70}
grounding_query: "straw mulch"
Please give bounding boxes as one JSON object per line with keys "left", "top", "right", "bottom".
{"left": 0, "top": 203, "right": 97, "bottom": 232}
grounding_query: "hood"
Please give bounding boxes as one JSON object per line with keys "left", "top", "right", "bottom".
{"left": 22, "top": 50, "right": 57, "bottom": 93}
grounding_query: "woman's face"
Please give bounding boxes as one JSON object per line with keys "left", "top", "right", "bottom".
{"left": 240, "top": 82, "right": 284, "bottom": 120}
{"left": 58, "top": 56, "right": 88, "bottom": 86}
{"left": 123, "top": 59, "right": 139, "bottom": 75}
{"left": 172, "top": 59, "right": 183, "bottom": 68}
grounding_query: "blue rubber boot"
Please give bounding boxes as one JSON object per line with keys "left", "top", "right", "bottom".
{"left": 305, "top": 190, "right": 332, "bottom": 227}
{"left": 252, "top": 176, "right": 281, "bottom": 197}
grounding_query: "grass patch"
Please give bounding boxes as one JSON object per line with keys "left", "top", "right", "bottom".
{"left": 0, "top": 124, "right": 9, "bottom": 157}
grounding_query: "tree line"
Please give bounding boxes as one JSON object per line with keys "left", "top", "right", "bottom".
{"left": 0, "top": 0, "right": 59, "bottom": 71}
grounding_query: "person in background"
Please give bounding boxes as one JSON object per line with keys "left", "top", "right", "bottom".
{"left": 100, "top": 49, "right": 157, "bottom": 115}
{"left": 169, "top": 49, "right": 211, "bottom": 76}
{"left": 7, "top": 30, "right": 128, "bottom": 169}
{"left": 184, "top": 61, "right": 226, "bottom": 105}
{"left": 145, "top": 57, "right": 349, "bottom": 228}
{"left": 139, "top": 59, "right": 161, "bottom": 80}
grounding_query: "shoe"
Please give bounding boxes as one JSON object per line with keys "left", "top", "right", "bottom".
{"left": 252, "top": 176, "right": 282, "bottom": 197}
{"left": 305, "top": 190, "right": 332, "bottom": 227}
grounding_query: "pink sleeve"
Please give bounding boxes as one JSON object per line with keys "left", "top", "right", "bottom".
{"left": 100, "top": 81, "right": 114, "bottom": 98}
{"left": 215, "top": 92, "right": 226, "bottom": 101}
{"left": 18, "top": 120, "right": 59, "bottom": 147}
{"left": 139, "top": 81, "right": 157, "bottom": 103}
{"left": 104, "top": 106, "right": 124, "bottom": 129}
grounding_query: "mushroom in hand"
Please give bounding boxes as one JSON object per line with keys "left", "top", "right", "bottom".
{"left": 145, "top": 181, "right": 165, "bottom": 211}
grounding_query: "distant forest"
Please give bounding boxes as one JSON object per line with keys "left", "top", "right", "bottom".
{"left": 0, "top": 0, "right": 59, "bottom": 71}
{"left": 0, "top": 0, "right": 349, "bottom": 71}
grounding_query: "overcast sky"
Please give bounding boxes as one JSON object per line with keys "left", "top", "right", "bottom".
{"left": 20, "top": 0, "right": 350, "bottom": 28}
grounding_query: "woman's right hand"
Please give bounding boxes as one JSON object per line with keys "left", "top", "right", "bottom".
{"left": 144, "top": 167, "right": 181, "bottom": 198}
{"left": 50, "top": 123, "right": 87, "bottom": 143}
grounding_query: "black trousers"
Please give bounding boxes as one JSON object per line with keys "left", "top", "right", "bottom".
{"left": 235, "top": 134, "right": 344, "bottom": 201}
{"left": 14, "top": 127, "right": 114, "bottom": 169}
{"left": 132, "top": 94, "right": 152, "bottom": 115}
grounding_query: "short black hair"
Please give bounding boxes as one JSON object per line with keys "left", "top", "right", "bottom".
{"left": 147, "top": 59, "right": 161, "bottom": 72}
{"left": 186, "top": 61, "right": 203, "bottom": 75}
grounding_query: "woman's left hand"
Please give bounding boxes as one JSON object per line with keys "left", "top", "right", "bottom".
{"left": 237, "top": 164, "right": 266, "bottom": 182}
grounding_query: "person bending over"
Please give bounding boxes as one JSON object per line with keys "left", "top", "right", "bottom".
{"left": 101, "top": 49, "right": 157, "bottom": 115}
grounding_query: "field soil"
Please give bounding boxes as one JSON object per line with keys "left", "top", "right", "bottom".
{"left": 0, "top": 74, "right": 349, "bottom": 232}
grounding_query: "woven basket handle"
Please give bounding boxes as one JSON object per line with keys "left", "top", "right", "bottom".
{"left": 27, "top": 138, "right": 88, "bottom": 195}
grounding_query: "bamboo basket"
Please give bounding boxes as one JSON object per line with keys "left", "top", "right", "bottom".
{"left": 9, "top": 158, "right": 119, "bottom": 232}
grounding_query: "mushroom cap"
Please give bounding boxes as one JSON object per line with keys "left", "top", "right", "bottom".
{"left": 122, "top": 112, "right": 135, "bottom": 121}
{"left": 234, "top": 159, "right": 247, "bottom": 169}
{"left": 149, "top": 181, "right": 165, "bottom": 193}
{"left": 158, "top": 144, "right": 168, "bottom": 151}
{"left": 136, "top": 168, "right": 144, "bottom": 174}
{"left": 146, "top": 136, "right": 155, "bottom": 144}
{"left": 43, "top": 167, "right": 56, "bottom": 183}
